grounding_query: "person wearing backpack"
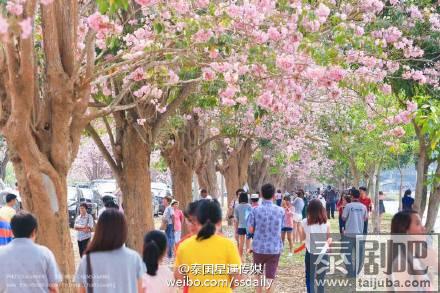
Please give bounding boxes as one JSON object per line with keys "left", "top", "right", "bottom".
{"left": 74, "top": 203, "right": 94, "bottom": 257}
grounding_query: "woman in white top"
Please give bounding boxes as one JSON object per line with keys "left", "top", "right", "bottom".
{"left": 390, "top": 211, "right": 438, "bottom": 292}
{"left": 142, "top": 230, "right": 177, "bottom": 293}
{"left": 298, "top": 199, "right": 331, "bottom": 293}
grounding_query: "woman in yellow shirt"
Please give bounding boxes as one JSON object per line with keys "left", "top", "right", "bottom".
{"left": 175, "top": 199, "right": 241, "bottom": 293}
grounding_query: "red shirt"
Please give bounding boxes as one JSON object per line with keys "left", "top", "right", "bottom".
{"left": 360, "top": 197, "right": 372, "bottom": 212}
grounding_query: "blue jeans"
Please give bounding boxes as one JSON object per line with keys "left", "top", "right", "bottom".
{"left": 326, "top": 202, "right": 336, "bottom": 219}
{"left": 305, "top": 251, "right": 328, "bottom": 293}
{"left": 338, "top": 216, "right": 345, "bottom": 235}
{"left": 165, "top": 224, "right": 175, "bottom": 258}
{"left": 363, "top": 220, "right": 368, "bottom": 235}
{"left": 343, "top": 236, "right": 365, "bottom": 277}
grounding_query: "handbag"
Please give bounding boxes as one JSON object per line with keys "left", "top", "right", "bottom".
{"left": 86, "top": 254, "right": 93, "bottom": 293}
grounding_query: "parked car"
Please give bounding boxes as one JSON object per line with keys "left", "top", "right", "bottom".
{"left": 68, "top": 186, "right": 98, "bottom": 228}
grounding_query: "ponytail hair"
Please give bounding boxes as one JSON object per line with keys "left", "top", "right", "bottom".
{"left": 143, "top": 230, "right": 167, "bottom": 276}
{"left": 196, "top": 199, "right": 222, "bottom": 241}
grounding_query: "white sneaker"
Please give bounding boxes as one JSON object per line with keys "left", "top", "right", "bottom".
{"left": 288, "top": 252, "right": 293, "bottom": 257}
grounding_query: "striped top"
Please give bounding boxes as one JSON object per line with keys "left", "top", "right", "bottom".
{"left": 0, "top": 218, "right": 12, "bottom": 245}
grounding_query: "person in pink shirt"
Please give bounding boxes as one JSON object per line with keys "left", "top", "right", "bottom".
{"left": 282, "top": 195, "right": 294, "bottom": 256}
{"left": 171, "top": 200, "right": 184, "bottom": 246}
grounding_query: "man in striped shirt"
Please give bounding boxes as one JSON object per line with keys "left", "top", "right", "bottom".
{"left": 0, "top": 217, "right": 13, "bottom": 245}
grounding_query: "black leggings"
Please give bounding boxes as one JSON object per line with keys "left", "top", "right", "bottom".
{"left": 78, "top": 238, "right": 90, "bottom": 257}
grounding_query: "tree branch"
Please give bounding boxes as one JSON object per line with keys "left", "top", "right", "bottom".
{"left": 152, "top": 81, "right": 199, "bottom": 140}
{"left": 86, "top": 124, "right": 120, "bottom": 175}
{"left": 190, "top": 134, "right": 222, "bottom": 155}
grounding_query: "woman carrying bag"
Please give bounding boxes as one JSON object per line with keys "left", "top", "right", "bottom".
{"left": 75, "top": 209, "right": 145, "bottom": 293}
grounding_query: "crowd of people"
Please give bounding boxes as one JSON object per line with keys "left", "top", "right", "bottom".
{"left": 0, "top": 183, "right": 436, "bottom": 293}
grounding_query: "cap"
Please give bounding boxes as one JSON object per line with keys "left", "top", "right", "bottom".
{"left": 250, "top": 194, "right": 259, "bottom": 199}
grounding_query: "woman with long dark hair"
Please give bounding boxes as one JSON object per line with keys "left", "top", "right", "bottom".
{"left": 75, "top": 209, "right": 145, "bottom": 293}
{"left": 142, "top": 230, "right": 176, "bottom": 293}
{"left": 388, "top": 211, "right": 438, "bottom": 292}
{"left": 298, "top": 199, "right": 331, "bottom": 293}
{"left": 174, "top": 199, "right": 241, "bottom": 292}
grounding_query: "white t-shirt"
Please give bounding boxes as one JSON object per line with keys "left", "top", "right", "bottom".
{"left": 142, "top": 264, "right": 177, "bottom": 293}
{"left": 301, "top": 219, "right": 329, "bottom": 254}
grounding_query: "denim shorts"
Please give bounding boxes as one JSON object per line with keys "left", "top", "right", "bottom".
{"left": 281, "top": 227, "right": 293, "bottom": 232}
{"left": 237, "top": 228, "right": 247, "bottom": 235}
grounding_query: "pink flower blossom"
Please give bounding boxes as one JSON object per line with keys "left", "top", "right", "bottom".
{"left": 257, "top": 91, "right": 273, "bottom": 109}
{"left": 236, "top": 96, "right": 248, "bottom": 104}
{"left": 134, "top": 0, "right": 158, "bottom": 6}
{"left": 390, "top": 127, "right": 405, "bottom": 138}
{"left": 210, "top": 62, "right": 230, "bottom": 73}
{"left": 390, "top": 0, "right": 399, "bottom": 5}
{"left": 202, "top": 68, "right": 216, "bottom": 81}
{"left": 276, "top": 55, "right": 295, "bottom": 73}
{"left": 195, "top": 0, "right": 209, "bottom": 9}
{"left": 267, "top": 27, "right": 281, "bottom": 41}
{"left": 315, "top": 3, "right": 330, "bottom": 23}
{"left": 6, "top": 1, "right": 23, "bottom": 16}
{"left": 87, "top": 12, "right": 111, "bottom": 34}
{"left": 383, "top": 27, "right": 402, "bottom": 44}
{"left": 327, "top": 67, "right": 346, "bottom": 82}
{"left": 407, "top": 5, "right": 423, "bottom": 20}
{"left": 168, "top": 70, "right": 179, "bottom": 84}
{"left": 209, "top": 49, "right": 219, "bottom": 59}
{"left": 129, "top": 67, "right": 145, "bottom": 81}
{"left": 193, "top": 29, "right": 213, "bottom": 43}
{"left": 365, "top": 94, "right": 376, "bottom": 105}
{"left": 172, "top": 0, "right": 190, "bottom": 14}
{"left": 380, "top": 84, "right": 392, "bottom": 95}
{"left": 253, "top": 30, "right": 268, "bottom": 44}
{"left": 220, "top": 86, "right": 238, "bottom": 99}
{"left": 221, "top": 97, "right": 236, "bottom": 106}
{"left": 19, "top": 18, "right": 32, "bottom": 39}
{"left": 0, "top": 16, "right": 9, "bottom": 35}
{"left": 406, "top": 101, "right": 418, "bottom": 112}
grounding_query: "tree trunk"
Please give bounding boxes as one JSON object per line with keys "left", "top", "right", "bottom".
{"left": 397, "top": 155, "right": 403, "bottom": 211}
{"left": 349, "top": 158, "right": 360, "bottom": 187}
{"left": 420, "top": 161, "right": 430, "bottom": 217}
{"left": 117, "top": 125, "right": 154, "bottom": 253}
{"left": 9, "top": 148, "right": 75, "bottom": 288}
{"left": 196, "top": 136, "right": 220, "bottom": 199}
{"left": 248, "top": 156, "right": 270, "bottom": 193}
{"left": 414, "top": 123, "right": 429, "bottom": 215}
{"left": 220, "top": 139, "right": 253, "bottom": 208}
{"left": 169, "top": 158, "right": 193, "bottom": 221}
{"left": 372, "top": 165, "right": 381, "bottom": 233}
{"left": 196, "top": 157, "right": 220, "bottom": 199}
{"left": 425, "top": 161, "right": 440, "bottom": 232}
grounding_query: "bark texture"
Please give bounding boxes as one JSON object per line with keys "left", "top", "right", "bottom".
{"left": 0, "top": 2, "right": 96, "bottom": 288}
{"left": 196, "top": 128, "right": 220, "bottom": 198}
{"left": 424, "top": 159, "right": 440, "bottom": 232}
{"left": 218, "top": 139, "right": 253, "bottom": 207}
{"left": 413, "top": 123, "right": 430, "bottom": 215}
{"left": 89, "top": 82, "right": 199, "bottom": 250}
{"left": 162, "top": 114, "right": 201, "bottom": 221}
